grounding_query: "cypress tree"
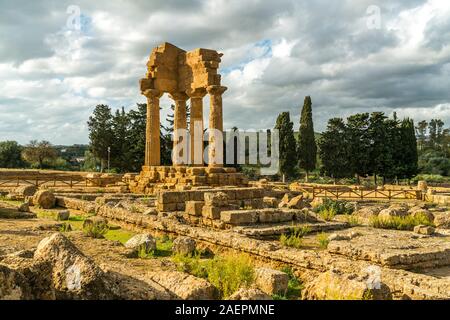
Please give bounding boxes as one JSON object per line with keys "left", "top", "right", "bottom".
{"left": 275, "top": 112, "right": 297, "bottom": 181}
{"left": 297, "top": 96, "right": 317, "bottom": 182}
{"left": 87, "top": 104, "right": 114, "bottom": 172}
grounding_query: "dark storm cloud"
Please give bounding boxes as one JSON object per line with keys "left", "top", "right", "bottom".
{"left": 0, "top": 0, "right": 449, "bottom": 144}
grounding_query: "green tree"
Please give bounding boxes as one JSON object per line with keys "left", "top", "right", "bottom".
{"left": 111, "top": 107, "right": 132, "bottom": 172}
{"left": 22, "top": 140, "right": 57, "bottom": 169}
{"left": 0, "top": 141, "right": 25, "bottom": 168}
{"left": 346, "top": 113, "right": 371, "bottom": 183}
{"left": 415, "top": 120, "right": 428, "bottom": 151}
{"left": 397, "top": 118, "right": 418, "bottom": 181}
{"left": 297, "top": 96, "right": 317, "bottom": 181}
{"left": 87, "top": 104, "right": 114, "bottom": 172}
{"left": 275, "top": 112, "right": 297, "bottom": 181}
{"left": 127, "top": 103, "right": 147, "bottom": 171}
{"left": 318, "top": 118, "right": 352, "bottom": 183}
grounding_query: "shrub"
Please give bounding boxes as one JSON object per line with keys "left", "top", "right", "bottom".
{"left": 318, "top": 207, "right": 337, "bottom": 221}
{"left": 315, "top": 198, "right": 354, "bottom": 216}
{"left": 280, "top": 226, "right": 310, "bottom": 249}
{"left": 316, "top": 232, "right": 329, "bottom": 249}
{"left": 83, "top": 222, "right": 108, "bottom": 238}
{"left": 206, "top": 253, "right": 255, "bottom": 299}
{"left": 172, "top": 252, "right": 255, "bottom": 299}
{"left": 344, "top": 214, "right": 361, "bottom": 227}
{"left": 369, "top": 213, "right": 434, "bottom": 231}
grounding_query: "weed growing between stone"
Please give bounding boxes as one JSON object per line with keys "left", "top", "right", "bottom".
{"left": 272, "top": 267, "right": 303, "bottom": 300}
{"left": 172, "top": 252, "right": 255, "bottom": 299}
{"left": 369, "top": 213, "right": 434, "bottom": 230}
{"left": 280, "top": 225, "right": 311, "bottom": 248}
{"left": 316, "top": 232, "right": 330, "bottom": 249}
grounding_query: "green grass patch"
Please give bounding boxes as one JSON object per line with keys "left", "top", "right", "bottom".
{"left": 316, "top": 232, "right": 330, "bottom": 249}
{"left": 280, "top": 226, "right": 311, "bottom": 249}
{"left": 344, "top": 214, "right": 361, "bottom": 227}
{"left": 369, "top": 214, "right": 434, "bottom": 231}
{"left": 172, "top": 252, "right": 255, "bottom": 299}
{"left": 318, "top": 207, "right": 337, "bottom": 221}
{"left": 104, "top": 228, "right": 136, "bottom": 244}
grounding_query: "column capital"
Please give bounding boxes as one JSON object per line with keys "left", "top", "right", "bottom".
{"left": 186, "top": 88, "right": 207, "bottom": 99}
{"left": 169, "top": 92, "right": 189, "bottom": 101}
{"left": 143, "top": 89, "right": 162, "bottom": 99}
{"left": 207, "top": 85, "right": 227, "bottom": 95}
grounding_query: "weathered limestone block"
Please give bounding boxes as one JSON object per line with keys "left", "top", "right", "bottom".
{"left": 434, "top": 212, "right": 450, "bottom": 229}
{"left": 220, "top": 210, "right": 258, "bottom": 225}
{"left": 0, "top": 254, "right": 55, "bottom": 300}
{"left": 413, "top": 225, "right": 435, "bottom": 235}
{"left": 228, "top": 287, "right": 272, "bottom": 300}
{"left": 149, "top": 271, "right": 215, "bottom": 300}
{"left": 255, "top": 267, "right": 289, "bottom": 295}
{"left": 125, "top": 234, "right": 157, "bottom": 256}
{"left": 287, "top": 194, "right": 307, "bottom": 209}
{"left": 83, "top": 216, "right": 108, "bottom": 230}
{"left": 302, "top": 270, "right": 392, "bottom": 300}
{"left": 354, "top": 206, "right": 383, "bottom": 221}
{"left": 54, "top": 210, "right": 70, "bottom": 221}
{"left": 378, "top": 207, "right": 409, "bottom": 220}
{"left": 34, "top": 233, "right": 118, "bottom": 299}
{"left": 263, "top": 196, "right": 279, "bottom": 208}
{"left": 185, "top": 201, "right": 204, "bottom": 216}
{"left": 14, "top": 185, "right": 37, "bottom": 197}
{"left": 172, "top": 236, "right": 196, "bottom": 255}
{"left": 409, "top": 208, "right": 434, "bottom": 222}
{"left": 204, "top": 192, "right": 229, "bottom": 206}
{"left": 33, "top": 190, "right": 56, "bottom": 209}
{"left": 202, "top": 205, "right": 222, "bottom": 220}
{"left": 258, "top": 209, "right": 294, "bottom": 223}
{"left": 0, "top": 265, "right": 32, "bottom": 300}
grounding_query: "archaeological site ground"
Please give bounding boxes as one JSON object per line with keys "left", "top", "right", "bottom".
{"left": 0, "top": 42, "right": 449, "bottom": 304}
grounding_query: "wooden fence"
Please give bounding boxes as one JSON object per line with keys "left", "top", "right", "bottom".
{"left": 0, "top": 175, "right": 104, "bottom": 188}
{"left": 294, "top": 185, "right": 421, "bottom": 200}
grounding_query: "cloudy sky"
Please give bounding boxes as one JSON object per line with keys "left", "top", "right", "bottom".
{"left": 1, "top": 0, "right": 450, "bottom": 145}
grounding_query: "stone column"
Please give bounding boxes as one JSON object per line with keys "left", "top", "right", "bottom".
{"left": 144, "top": 89, "right": 162, "bottom": 167}
{"left": 169, "top": 92, "right": 189, "bottom": 166}
{"left": 207, "top": 85, "right": 227, "bottom": 167}
{"left": 187, "top": 89, "right": 206, "bottom": 166}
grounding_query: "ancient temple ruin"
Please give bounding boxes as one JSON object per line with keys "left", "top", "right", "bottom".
{"left": 129, "top": 42, "right": 247, "bottom": 194}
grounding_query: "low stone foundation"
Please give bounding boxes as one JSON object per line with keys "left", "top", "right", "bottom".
{"left": 128, "top": 166, "right": 248, "bottom": 194}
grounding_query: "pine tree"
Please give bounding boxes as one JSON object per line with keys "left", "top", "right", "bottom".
{"left": 275, "top": 112, "right": 297, "bottom": 181}
{"left": 318, "top": 118, "right": 352, "bottom": 183}
{"left": 297, "top": 96, "right": 317, "bottom": 182}
{"left": 87, "top": 105, "right": 114, "bottom": 172}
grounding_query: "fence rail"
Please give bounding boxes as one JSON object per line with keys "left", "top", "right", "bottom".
{"left": 0, "top": 176, "right": 104, "bottom": 188}
{"left": 294, "top": 186, "right": 421, "bottom": 200}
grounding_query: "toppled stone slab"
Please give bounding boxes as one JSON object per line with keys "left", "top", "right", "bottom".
{"left": 221, "top": 210, "right": 258, "bottom": 225}
{"left": 302, "top": 269, "right": 392, "bottom": 300}
{"left": 56, "top": 197, "right": 96, "bottom": 214}
{"left": 327, "top": 228, "right": 450, "bottom": 269}
{"left": 0, "top": 264, "right": 32, "bottom": 300}
{"left": 255, "top": 267, "right": 288, "bottom": 295}
{"left": 233, "top": 221, "right": 347, "bottom": 238}
{"left": 172, "top": 236, "right": 196, "bottom": 256}
{"left": 33, "top": 190, "right": 56, "bottom": 209}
